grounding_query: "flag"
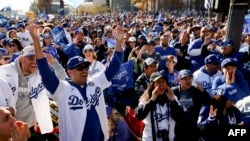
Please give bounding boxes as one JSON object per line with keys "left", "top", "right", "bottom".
{"left": 204, "top": 0, "right": 213, "bottom": 9}
{"left": 1, "top": 5, "right": 11, "bottom": 12}
{"left": 50, "top": 26, "right": 69, "bottom": 47}
{"left": 104, "top": 37, "right": 116, "bottom": 48}
{"left": 59, "top": 8, "right": 65, "bottom": 16}
{"left": 0, "top": 14, "right": 9, "bottom": 27}
{"left": 243, "top": 14, "right": 250, "bottom": 33}
{"left": 157, "top": 13, "right": 163, "bottom": 23}
{"left": 110, "top": 60, "right": 134, "bottom": 93}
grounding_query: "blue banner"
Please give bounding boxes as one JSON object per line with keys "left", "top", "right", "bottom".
{"left": 244, "top": 14, "right": 250, "bottom": 33}
{"left": 111, "top": 60, "right": 134, "bottom": 93}
{"left": 104, "top": 37, "right": 116, "bottom": 48}
{"left": 0, "top": 5, "right": 11, "bottom": 11}
{"left": 50, "top": 26, "right": 69, "bottom": 47}
{"left": 0, "top": 14, "right": 9, "bottom": 27}
{"left": 59, "top": 8, "right": 65, "bottom": 16}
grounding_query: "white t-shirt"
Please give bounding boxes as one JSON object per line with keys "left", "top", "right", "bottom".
{"left": 17, "top": 30, "right": 34, "bottom": 47}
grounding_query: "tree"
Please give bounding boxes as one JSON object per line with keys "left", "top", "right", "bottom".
{"left": 29, "top": 1, "right": 39, "bottom": 16}
{"left": 60, "top": 0, "right": 64, "bottom": 9}
{"left": 37, "top": 0, "right": 52, "bottom": 14}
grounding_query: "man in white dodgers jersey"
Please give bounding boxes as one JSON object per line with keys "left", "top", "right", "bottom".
{"left": 29, "top": 24, "right": 125, "bottom": 141}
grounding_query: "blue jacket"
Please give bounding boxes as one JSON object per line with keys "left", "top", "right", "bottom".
{"left": 188, "top": 38, "right": 205, "bottom": 72}
{"left": 63, "top": 41, "right": 87, "bottom": 59}
{"left": 211, "top": 70, "right": 250, "bottom": 100}
{"left": 197, "top": 104, "right": 242, "bottom": 141}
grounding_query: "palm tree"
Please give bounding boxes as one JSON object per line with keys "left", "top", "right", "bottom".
{"left": 37, "top": 0, "right": 52, "bottom": 14}
{"left": 60, "top": 0, "right": 64, "bottom": 9}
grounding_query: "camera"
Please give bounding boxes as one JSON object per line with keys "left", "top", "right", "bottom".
{"left": 157, "top": 129, "right": 169, "bottom": 141}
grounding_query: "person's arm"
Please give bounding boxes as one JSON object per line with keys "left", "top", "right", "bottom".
{"left": 135, "top": 100, "right": 156, "bottom": 120}
{"left": 211, "top": 76, "right": 224, "bottom": 97}
{"left": 104, "top": 26, "right": 124, "bottom": 81}
{"left": 63, "top": 42, "right": 75, "bottom": 56}
{"left": 197, "top": 104, "right": 218, "bottom": 131}
{"left": 28, "top": 24, "right": 59, "bottom": 94}
{"left": 47, "top": 54, "right": 69, "bottom": 80}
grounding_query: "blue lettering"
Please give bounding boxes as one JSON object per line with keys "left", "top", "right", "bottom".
{"left": 30, "top": 83, "right": 45, "bottom": 99}
{"left": 68, "top": 95, "right": 84, "bottom": 105}
{"left": 68, "top": 95, "right": 84, "bottom": 110}
{"left": 85, "top": 87, "right": 101, "bottom": 110}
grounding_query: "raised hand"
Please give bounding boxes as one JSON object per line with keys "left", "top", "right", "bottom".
{"left": 166, "top": 85, "right": 175, "bottom": 101}
{"left": 209, "top": 105, "right": 217, "bottom": 117}
{"left": 113, "top": 25, "right": 125, "bottom": 42}
{"left": 11, "top": 121, "right": 31, "bottom": 141}
{"left": 151, "top": 86, "right": 160, "bottom": 101}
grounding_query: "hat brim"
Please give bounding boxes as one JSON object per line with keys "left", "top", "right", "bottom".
{"left": 180, "top": 74, "right": 193, "bottom": 79}
{"left": 221, "top": 62, "right": 237, "bottom": 68}
{"left": 226, "top": 94, "right": 241, "bottom": 103}
{"left": 24, "top": 54, "right": 35, "bottom": 57}
{"left": 70, "top": 61, "right": 91, "bottom": 70}
{"left": 151, "top": 75, "right": 165, "bottom": 82}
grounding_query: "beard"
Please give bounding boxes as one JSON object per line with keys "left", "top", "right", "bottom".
{"left": 162, "top": 43, "right": 168, "bottom": 47}
{"left": 76, "top": 40, "right": 83, "bottom": 46}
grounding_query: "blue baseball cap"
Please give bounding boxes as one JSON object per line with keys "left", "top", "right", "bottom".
{"left": 0, "top": 48, "right": 8, "bottom": 55}
{"left": 17, "top": 23, "right": 25, "bottom": 28}
{"left": 179, "top": 69, "right": 193, "bottom": 79}
{"left": 221, "top": 58, "right": 237, "bottom": 68}
{"left": 204, "top": 54, "right": 220, "bottom": 64}
{"left": 74, "top": 28, "right": 83, "bottom": 35}
{"left": 220, "top": 39, "right": 234, "bottom": 47}
{"left": 67, "top": 56, "right": 90, "bottom": 70}
{"left": 2, "top": 38, "right": 13, "bottom": 46}
{"left": 217, "top": 84, "right": 240, "bottom": 103}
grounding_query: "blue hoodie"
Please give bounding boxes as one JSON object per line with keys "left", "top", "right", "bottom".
{"left": 197, "top": 104, "right": 242, "bottom": 141}
{"left": 211, "top": 70, "right": 250, "bottom": 100}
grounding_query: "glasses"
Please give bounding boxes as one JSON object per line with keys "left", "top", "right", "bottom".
{"left": 44, "top": 30, "right": 50, "bottom": 33}
{"left": 7, "top": 43, "right": 17, "bottom": 47}
{"left": 74, "top": 65, "right": 89, "bottom": 71}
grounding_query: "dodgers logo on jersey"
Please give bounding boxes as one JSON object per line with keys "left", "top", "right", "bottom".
{"left": 243, "top": 61, "right": 250, "bottom": 71}
{"left": 30, "top": 82, "right": 45, "bottom": 99}
{"left": 68, "top": 95, "right": 84, "bottom": 110}
{"left": 86, "top": 87, "right": 101, "bottom": 110}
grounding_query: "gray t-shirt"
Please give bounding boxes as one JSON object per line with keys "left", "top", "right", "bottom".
{"left": 15, "top": 59, "right": 37, "bottom": 128}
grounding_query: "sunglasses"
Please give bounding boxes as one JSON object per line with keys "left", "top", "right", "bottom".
{"left": 74, "top": 65, "right": 89, "bottom": 71}
{"left": 7, "top": 43, "right": 17, "bottom": 47}
{"left": 44, "top": 30, "right": 50, "bottom": 33}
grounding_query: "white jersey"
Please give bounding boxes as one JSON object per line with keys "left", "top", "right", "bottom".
{"left": 51, "top": 71, "right": 110, "bottom": 141}
{"left": 140, "top": 100, "right": 176, "bottom": 141}
{"left": 88, "top": 60, "right": 106, "bottom": 78}
{"left": 193, "top": 66, "right": 222, "bottom": 97}
{"left": 0, "top": 78, "right": 15, "bottom": 109}
{"left": 17, "top": 30, "right": 34, "bottom": 47}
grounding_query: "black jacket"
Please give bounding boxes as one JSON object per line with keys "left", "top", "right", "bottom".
{"left": 171, "top": 85, "right": 211, "bottom": 141}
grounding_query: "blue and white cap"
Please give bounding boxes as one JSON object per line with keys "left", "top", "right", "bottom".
{"left": 21, "top": 46, "right": 35, "bottom": 57}
{"left": 67, "top": 56, "right": 90, "bottom": 70}
{"left": 217, "top": 84, "right": 240, "bottom": 103}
